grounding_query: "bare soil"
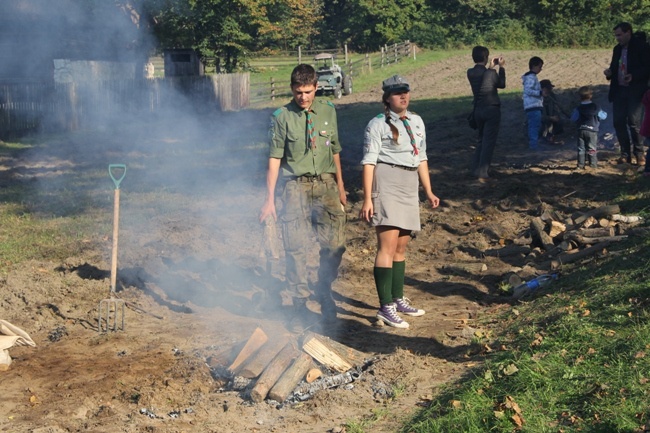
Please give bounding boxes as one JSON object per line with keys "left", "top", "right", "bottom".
{"left": 1, "top": 49, "right": 639, "bottom": 433}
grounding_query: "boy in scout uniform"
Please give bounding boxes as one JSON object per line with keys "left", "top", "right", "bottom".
{"left": 259, "top": 64, "right": 347, "bottom": 331}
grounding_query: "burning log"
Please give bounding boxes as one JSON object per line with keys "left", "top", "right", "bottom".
{"left": 306, "top": 368, "right": 323, "bottom": 383}
{"left": 301, "top": 332, "right": 365, "bottom": 373}
{"left": 229, "top": 327, "right": 268, "bottom": 373}
{"left": 250, "top": 342, "right": 300, "bottom": 403}
{"left": 268, "top": 352, "right": 314, "bottom": 403}
{"left": 236, "top": 336, "right": 290, "bottom": 379}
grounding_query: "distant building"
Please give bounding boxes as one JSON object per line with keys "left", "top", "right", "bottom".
{"left": 164, "top": 49, "right": 205, "bottom": 77}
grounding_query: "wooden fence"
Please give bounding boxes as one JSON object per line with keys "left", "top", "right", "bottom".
{"left": 0, "top": 73, "right": 249, "bottom": 137}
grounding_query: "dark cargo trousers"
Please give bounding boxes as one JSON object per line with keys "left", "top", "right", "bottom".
{"left": 280, "top": 173, "right": 346, "bottom": 301}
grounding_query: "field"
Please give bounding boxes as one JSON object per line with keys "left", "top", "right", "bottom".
{"left": 2, "top": 48, "right": 648, "bottom": 433}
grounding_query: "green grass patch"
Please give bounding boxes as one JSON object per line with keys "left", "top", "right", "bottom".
{"left": 398, "top": 207, "right": 650, "bottom": 432}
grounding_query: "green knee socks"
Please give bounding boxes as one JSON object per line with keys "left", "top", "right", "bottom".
{"left": 391, "top": 260, "right": 405, "bottom": 299}
{"left": 374, "top": 261, "right": 406, "bottom": 305}
{"left": 373, "top": 267, "right": 393, "bottom": 306}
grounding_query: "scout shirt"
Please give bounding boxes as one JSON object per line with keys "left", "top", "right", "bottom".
{"left": 361, "top": 110, "right": 427, "bottom": 168}
{"left": 269, "top": 99, "right": 341, "bottom": 178}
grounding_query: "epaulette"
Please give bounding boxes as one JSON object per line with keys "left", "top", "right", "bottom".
{"left": 318, "top": 100, "right": 336, "bottom": 108}
{"left": 375, "top": 113, "right": 385, "bottom": 119}
{"left": 272, "top": 107, "right": 285, "bottom": 117}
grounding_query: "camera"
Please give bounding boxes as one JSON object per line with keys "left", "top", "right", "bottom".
{"left": 493, "top": 57, "right": 499, "bottom": 65}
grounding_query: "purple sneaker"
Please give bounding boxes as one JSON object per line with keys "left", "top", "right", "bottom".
{"left": 376, "top": 303, "right": 409, "bottom": 328}
{"left": 394, "top": 297, "right": 425, "bottom": 317}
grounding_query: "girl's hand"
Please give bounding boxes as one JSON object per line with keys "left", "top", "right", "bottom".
{"left": 428, "top": 193, "right": 440, "bottom": 209}
{"left": 360, "top": 201, "right": 374, "bottom": 222}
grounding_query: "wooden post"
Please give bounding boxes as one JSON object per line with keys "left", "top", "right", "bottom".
{"left": 270, "top": 77, "right": 275, "bottom": 101}
{"left": 267, "top": 352, "right": 313, "bottom": 402}
{"left": 344, "top": 44, "right": 348, "bottom": 65}
{"left": 298, "top": 46, "right": 301, "bottom": 64}
{"left": 250, "top": 342, "right": 300, "bottom": 403}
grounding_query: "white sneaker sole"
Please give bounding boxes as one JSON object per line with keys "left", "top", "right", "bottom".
{"left": 399, "top": 310, "right": 425, "bottom": 317}
{"left": 376, "top": 313, "right": 410, "bottom": 328}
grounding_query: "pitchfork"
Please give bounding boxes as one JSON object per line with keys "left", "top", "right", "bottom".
{"left": 98, "top": 164, "right": 127, "bottom": 332}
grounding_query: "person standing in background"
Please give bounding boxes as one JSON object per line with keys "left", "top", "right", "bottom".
{"left": 570, "top": 86, "right": 608, "bottom": 169}
{"left": 467, "top": 46, "right": 506, "bottom": 183}
{"left": 604, "top": 22, "right": 650, "bottom": 165}
{"left": 360, "top": 75, "right": 440, "bottom": 329}
{"left": 522, "top": 56, "right": 544, "bottom": 150}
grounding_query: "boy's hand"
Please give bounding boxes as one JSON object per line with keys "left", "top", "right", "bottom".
{"left": 603, "top": 68, "right": 612, "bottom": 79}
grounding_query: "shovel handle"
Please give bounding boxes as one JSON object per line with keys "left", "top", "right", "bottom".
{"left": 109, "top": 164, "right": 126, "bottom": 189}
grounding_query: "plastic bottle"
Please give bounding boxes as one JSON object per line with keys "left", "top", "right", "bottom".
{"left": 513, "top": 274, "right": 558, "bottom": 298}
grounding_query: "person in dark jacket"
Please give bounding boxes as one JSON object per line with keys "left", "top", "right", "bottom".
{"left": 467, "top": 46, "right": 506, "bottom": 183}
{"left": 571, "top": 86, "right": 608, "bottom": 169}
{"left": 540, "top": 79, "right": 570, "bottom": 144}
{"left": 603, "top": 22, "right": 650, "bottom": 165}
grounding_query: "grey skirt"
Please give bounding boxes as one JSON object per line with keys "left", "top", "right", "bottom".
{"left": 371, "top": 163, "right": 420, "bottom": 231}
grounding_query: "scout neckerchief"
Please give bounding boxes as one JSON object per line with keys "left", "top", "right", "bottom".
{"left": 399, "top": 114, "right": 418, "bottom": 156}
{"left": 305, "top": 109, "right": 316, "bottom": 149}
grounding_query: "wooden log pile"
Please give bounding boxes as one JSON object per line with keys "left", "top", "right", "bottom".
{"left": 211, "top": 327, "right": 371, "bottom": 404}
{"left": 486, "top": 204, "right": 646, "bottom": 273}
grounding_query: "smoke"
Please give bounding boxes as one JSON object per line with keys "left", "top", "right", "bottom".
{"left": 1, "top": 1, "right": 288, "bottom": 326}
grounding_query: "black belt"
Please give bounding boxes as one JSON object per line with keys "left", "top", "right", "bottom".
{"left": 378, "top": 162, "right": 418, "bottom": 171}
{"left": 290, "top": 172, "right": 336, "bottom": 182}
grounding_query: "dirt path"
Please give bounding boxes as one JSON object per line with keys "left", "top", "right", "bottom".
{"left": 2, "top": 49, "right": 638, "bottom": 433}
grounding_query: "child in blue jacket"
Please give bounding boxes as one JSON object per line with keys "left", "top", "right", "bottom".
{"left": 522, "top": 56, "right": 544, "bottom": 150}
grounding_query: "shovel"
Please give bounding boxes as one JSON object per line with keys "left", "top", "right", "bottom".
{"left": 98, "top": 164, "right": 126, "bottom": 332}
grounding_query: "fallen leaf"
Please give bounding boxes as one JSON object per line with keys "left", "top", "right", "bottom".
{"left": 494, "top": 410, "right": 505, "bottom": 419}
{"left": 587, "top": 347, "right": 596, "bottom": 355}
{"left": 451, "top": 400, "right": 462, "bottom": 409}
{"left": 502, "top": 364, "right": 519, "bottom": 376}
{"left": 511, "top": 413, "right": 524, "bottom": 428}
{"left": 582, "top": 309, "right": 590, "bottom": 316}
{"left": 504, "top": 395, "right": 522, "bottom": 415}
{"left": 634, "top": 352, "right": 645, "bottom": 359}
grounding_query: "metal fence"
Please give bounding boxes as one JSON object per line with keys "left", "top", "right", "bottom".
{"left": 0, "top": 73, "right": 250, "bottom": 137}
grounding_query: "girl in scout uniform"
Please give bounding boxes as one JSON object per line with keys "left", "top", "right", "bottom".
{"left": 359, "top": 75, "right": 440, "bottom": 328}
